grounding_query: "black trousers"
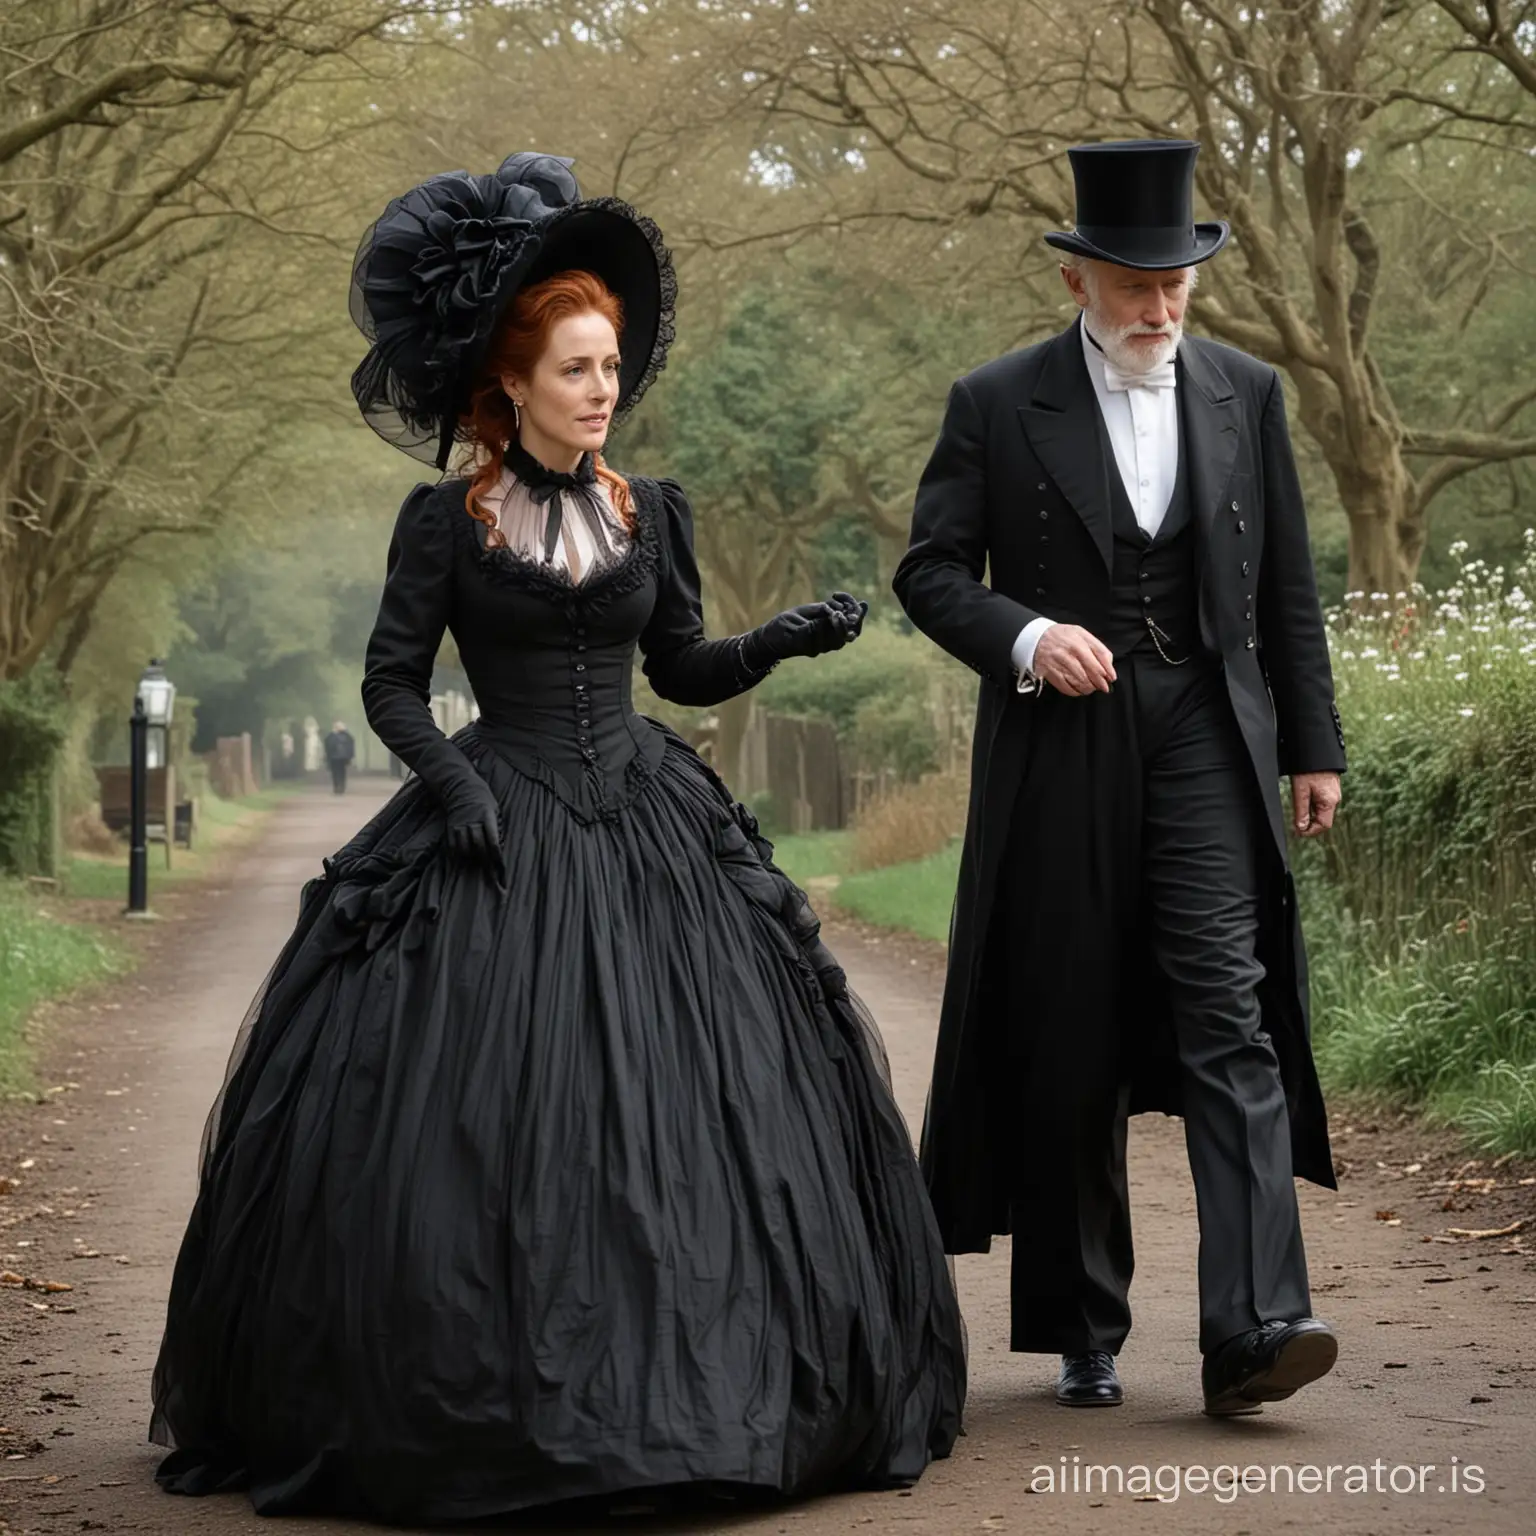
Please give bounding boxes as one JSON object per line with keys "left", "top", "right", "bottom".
{"left": 329, "top": 760, "right": 349, "bottom": 794}
{"left": 989, "top": 644, "right": 1310, "bottom": 1356}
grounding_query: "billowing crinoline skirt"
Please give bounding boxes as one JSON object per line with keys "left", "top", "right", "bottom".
{"left": 149, "top": 722, "right": 966, "bottom": 1523}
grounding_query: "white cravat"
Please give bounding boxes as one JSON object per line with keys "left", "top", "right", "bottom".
{"left": 1102, "top": 357, "right": 1176, "bottom": 393}
{"left": 1011, "top": 315, "right": 1181, "bottom": 690}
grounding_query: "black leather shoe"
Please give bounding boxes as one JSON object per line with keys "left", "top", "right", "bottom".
{"left": 1056, "top": 1350, "right": 1123, "bottom": 1406}
{"left": 1202, "top": 1318, "right": 1338, "bottom": 1416}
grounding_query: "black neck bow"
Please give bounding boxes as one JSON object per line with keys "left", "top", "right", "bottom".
{"left": 504, "top": 439, "right": 615, "bottom": 567}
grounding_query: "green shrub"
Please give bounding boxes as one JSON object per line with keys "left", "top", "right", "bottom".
{"left": 756, "top": 622, "right": 969, "bottom": 777}
{"left": 0, "top": 671, "right": 69, "bottom": 878}
{"left": 1302, "top": 533, "right": 1536, "bottom": 1154}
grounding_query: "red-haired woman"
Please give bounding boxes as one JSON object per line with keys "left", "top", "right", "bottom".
{"left": 148, "top": 154, "right": 965, "bottom": 1524}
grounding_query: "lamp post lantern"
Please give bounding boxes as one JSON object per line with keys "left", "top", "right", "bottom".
{"left": 127, "top": 659, "right": 176, "bottom": 916}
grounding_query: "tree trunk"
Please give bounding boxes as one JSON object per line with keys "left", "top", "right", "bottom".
{"left": 1287, "top": 373, "right": 1422, "bottom": 599}
{"left": 1342, "top": 487, "right": 1419, "bottom": 600}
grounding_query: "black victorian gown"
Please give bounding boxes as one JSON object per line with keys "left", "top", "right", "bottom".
{"left": 148, "top": 468, "right": 966, "bottom": 1523}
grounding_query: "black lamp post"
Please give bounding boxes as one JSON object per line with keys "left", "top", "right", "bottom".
{"left": 127, "top": 659, "right": 175, "bottom": 916}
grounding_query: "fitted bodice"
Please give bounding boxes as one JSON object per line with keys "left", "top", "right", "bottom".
{"left": 455, "top": 494, "right": 663, "bottom": 811}
{"left": 361, "top": 471, "right": 757, "bottom": 825}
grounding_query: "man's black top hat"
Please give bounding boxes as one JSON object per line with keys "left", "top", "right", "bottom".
{"left": 1043, "top": 139, "right": 1228, "bottom": 270}
{"left": 349, "top": 152, "right": 676, "bottom": 470}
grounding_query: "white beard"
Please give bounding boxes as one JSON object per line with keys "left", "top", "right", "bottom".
{"left": 1084, "top": 305, "right": 1182, "bottom": 376}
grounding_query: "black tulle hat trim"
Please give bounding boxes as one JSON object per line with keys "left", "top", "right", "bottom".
{"left": 349, "top": 153, "right": 677, "bottom": 470}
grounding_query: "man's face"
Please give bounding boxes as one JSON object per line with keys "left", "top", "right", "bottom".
{"left": 1061, "top": 257, "right": 1193, "bottom": 374}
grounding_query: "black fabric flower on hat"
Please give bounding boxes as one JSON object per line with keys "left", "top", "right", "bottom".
{"left": 349, "top": 152, "right": 675, "bottom": 470}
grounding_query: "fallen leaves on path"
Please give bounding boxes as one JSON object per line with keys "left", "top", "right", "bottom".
{"left": 1444, "top": 1219, "right": 1528, "bottom": 1240}
{"left": 0, "top": 1272, "right": 73, "bottom": 1293}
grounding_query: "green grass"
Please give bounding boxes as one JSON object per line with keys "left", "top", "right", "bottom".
{"left": 0, "top": 784, "right": 293, "bottom": 1091}
{"left": 63, "top": 784, "right": 298, "bottom": 900}
{"left": 0, "top": 881, "right": 129, "bottom": 1095}
{"left": 765, "top": 830, "right": 853, "bottom": 886}
{"left": 764, "top": 828, "right": 960, "bottom": 945}
{"left": 832, "top": 842, "right": 961, "bottom": 945}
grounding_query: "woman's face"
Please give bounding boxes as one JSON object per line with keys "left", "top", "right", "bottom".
{"left": 502, "top": 311, "right": 620, "bottom": 464}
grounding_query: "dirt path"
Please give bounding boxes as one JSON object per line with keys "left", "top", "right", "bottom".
{"left": 3, "top": 781, "right": 1534, "bottom": 1534}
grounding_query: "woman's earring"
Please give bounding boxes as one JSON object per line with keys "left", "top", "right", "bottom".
{"left": 511, "top": 400, "right": 521, "bottom": 434}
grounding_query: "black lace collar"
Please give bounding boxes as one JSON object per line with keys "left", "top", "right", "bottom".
{"left": 504, "top": 438, "right": 598, "bottom": 495}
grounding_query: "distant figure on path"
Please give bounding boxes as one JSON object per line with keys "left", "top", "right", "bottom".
{"left": 147, "top": 151, "right": 962, "bottom": 1523}
{"left": 895, "top": 138, "right": 1346, "bottom": 1418}
{"left": 322, "top": 720, "right": 355, "bottom": 794}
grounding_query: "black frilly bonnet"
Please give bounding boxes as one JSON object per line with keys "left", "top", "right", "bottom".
{"left": 348, "top": 152, "right": 677, "bottom": 470}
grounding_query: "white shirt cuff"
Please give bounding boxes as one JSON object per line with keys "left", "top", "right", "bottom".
{"left": 1011, "top": 616, "right": 1056, "bottom": 690}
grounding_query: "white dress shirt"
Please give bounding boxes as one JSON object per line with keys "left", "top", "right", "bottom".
{"left": 1011, "top": 315, "right": 1181, "bottom": 688}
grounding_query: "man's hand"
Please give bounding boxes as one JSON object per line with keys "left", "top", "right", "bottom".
{"left": 1290, "top": 772, "right": 1341, "bottom": 837}
{"left": 1033, "top": 624, "right": 1117, "bottom": 696}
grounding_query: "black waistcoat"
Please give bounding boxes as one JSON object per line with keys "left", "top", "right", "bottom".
{"left": 1097, "top": 398, "right": 1200, "bottom": 660}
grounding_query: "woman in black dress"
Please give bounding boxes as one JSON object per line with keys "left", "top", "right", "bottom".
{"left": 148, "top": 151, "right": 965, "bottom": 1524}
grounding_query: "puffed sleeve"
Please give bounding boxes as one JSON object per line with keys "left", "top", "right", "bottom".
{"left": 638, "top": 478, "right": 770, "bottom": 707}
{"left": 361, "top": 483, "right": 482, "bottom": 797}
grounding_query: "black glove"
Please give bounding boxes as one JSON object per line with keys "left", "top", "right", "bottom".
{"left": 739, "top": 591, "right": 869, "bottom": 672}
{"left": 414, "top": 739, "right": 507, "bottom": 888}
{"left": 443, "top": 779, "right": 506, "bottom": 886}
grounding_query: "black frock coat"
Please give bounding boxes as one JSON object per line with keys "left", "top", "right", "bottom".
{"left": 892, "top": 319, "right": 1347, "bottom": 1256}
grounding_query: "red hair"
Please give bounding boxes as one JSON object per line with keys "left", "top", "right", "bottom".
{"left": 461, "top": 269, "right": 634, "bottom": 546}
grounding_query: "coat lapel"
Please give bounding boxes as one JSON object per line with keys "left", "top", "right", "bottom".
{"left": 1017, "top": 319, "right": 1114, "bottom": 578}
{"left": 1176, "top": 337, "right": 1241, "bottom": 551}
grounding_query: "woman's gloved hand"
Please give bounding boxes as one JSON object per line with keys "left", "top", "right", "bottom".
{"left": 440, "top": 774, "right": 507, "bottom": 887}
{"left": 740, "top": 592, "right": 869, "bottom": 672}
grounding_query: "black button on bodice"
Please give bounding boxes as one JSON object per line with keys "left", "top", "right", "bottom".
{"left": 1245, "top": 636, "right": 1255, "bottom": 649}
{"left": 1035, "top": 585, "right": 1046, "bottom": 596}
{"left": 575, "top": 664, "right": 586, "bottom": 672}
{"left": 1237, "top": 520, "right": 1246, "bottom": 534}
{"left": 1142, "top": 594, "right": 1151, "bottom": 606}
{"left": 1039, "top": 510, "right": 1049, "bottom": 521}
{"left": 1241, "top": 561, "right": 1249, "bottom": 576}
